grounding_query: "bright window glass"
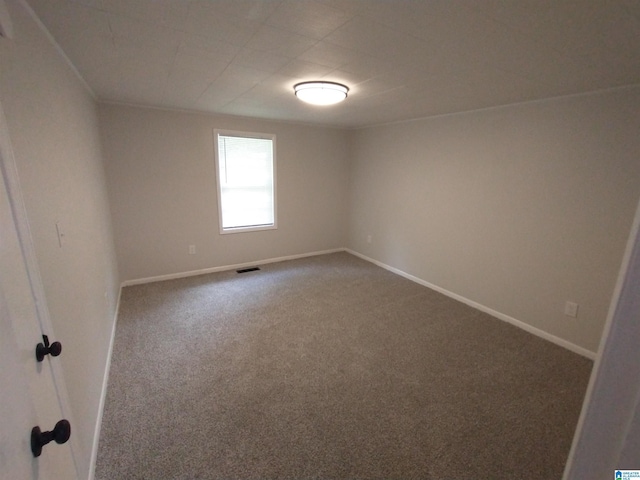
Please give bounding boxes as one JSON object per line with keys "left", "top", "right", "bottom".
{"left": 215, "top": 131, "right": 276, "bottom": 233}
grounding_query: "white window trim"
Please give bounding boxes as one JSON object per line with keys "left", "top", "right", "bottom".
{"left": 214, "top": 129, "right": 277, "bottom": 235}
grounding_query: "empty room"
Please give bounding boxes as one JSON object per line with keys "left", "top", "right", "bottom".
{"left": 1, "top": 0, "right": 640, "bottom": 479}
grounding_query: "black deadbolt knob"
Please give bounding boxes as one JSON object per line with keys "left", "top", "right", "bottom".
{"left": 31, "top": 419, "right": 71, "bottom": 457}
{"left": 35, "top": 335, "right": 62, "bottom": 362}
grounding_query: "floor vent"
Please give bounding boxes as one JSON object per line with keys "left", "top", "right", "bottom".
{"left": 236, "top": 267, "right": 260, "bottom": 274}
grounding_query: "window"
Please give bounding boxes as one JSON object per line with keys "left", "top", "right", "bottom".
{"left": 214, "top": 130, "right": 277, "bottom": 234}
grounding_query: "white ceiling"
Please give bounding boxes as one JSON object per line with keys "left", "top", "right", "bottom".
{"left": 26, "top": 0, "right": 640, "bottom": 128}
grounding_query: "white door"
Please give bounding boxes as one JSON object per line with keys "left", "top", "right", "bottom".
{"left": 0, "top": 118, "right": 77, "bottom": 477}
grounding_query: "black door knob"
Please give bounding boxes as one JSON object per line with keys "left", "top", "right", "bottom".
{"left": 31, "top": 419, "right": 71, "bottom": 457}
{"left": 35, "top": 335, "right": 62, "bottom": 362}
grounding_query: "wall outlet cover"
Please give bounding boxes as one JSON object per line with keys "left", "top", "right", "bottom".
{"left": 564, "top": 301, "right": 579, "bottom": 318}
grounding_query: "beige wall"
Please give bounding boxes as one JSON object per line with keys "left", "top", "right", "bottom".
{"left": 0, "top": 0, "right": 119, "bottom": 477}
{"left": 347, "top": 87, "right": 640, "bottom": 353}
{"left": 99, "top": 104, "right": 349, "bottom": 282}
{"left": 100, "top": 89, "right": 640, "bottom": 354}
{"left": 3, "top": 0, "right": 639, "bottom": 472}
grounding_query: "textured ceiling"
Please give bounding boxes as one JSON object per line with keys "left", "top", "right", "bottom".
{"left": 26, "top": 0, "right": 640, "bottom": 128}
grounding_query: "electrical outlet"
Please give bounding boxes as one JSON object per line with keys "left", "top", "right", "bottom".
{"left": 189, "top": 245, "right": 196, "bottom": 255}
{"left": 367, "top": 235, "right": 372, "bottom": 244}
{"left": 564, "top": 301, "right": 579, "bottom": 318}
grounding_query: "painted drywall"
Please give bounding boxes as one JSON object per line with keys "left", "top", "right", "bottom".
{"left": 563, "top": 196, "right": 640, "bottom": 479}
{"left": 0, "top": 0, "right": 120, "bottom": 477}
{"left": 347, "top": 87, "right": 640, "bottom": 353}
{"left": 99, "top": 104, "right": 349, "bottom": 282}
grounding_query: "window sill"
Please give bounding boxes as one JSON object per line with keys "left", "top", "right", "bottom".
{"left": 219, "top": 224, "right": 277, "bottom": 235}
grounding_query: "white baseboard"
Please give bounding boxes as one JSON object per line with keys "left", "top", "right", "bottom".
{"left": 88, "top": 285, "right": 122, "bottom": 480}
{"left": 345, "top": 249, "right": 596, "bottom": 360}
{"left": 121, "top": 248, "right": 346, "bottom": 287}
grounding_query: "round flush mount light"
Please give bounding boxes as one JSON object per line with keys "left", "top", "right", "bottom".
{"left": 294, "top": 81, "right": 349, "bottom": 106}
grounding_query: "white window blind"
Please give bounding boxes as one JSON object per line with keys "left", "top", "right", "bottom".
{"left": 215, "top": 131, "right": 276, "bottom": 232}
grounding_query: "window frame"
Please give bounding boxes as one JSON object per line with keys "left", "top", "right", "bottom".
{"left": 214, "top": 129, "right": 278, "bottom": 235}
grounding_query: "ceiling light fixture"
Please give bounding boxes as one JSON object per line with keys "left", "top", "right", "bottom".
{"left": 294, "top": 81, "right": 349, "bottom": 106}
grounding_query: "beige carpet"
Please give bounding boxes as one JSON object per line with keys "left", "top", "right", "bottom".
{"left": 95, "top": 252, "right": 592, "bottom": 479}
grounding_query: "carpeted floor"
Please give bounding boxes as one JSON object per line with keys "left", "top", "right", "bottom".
{"left": 95, "top": 252, "right": 593, "bottom": 479}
